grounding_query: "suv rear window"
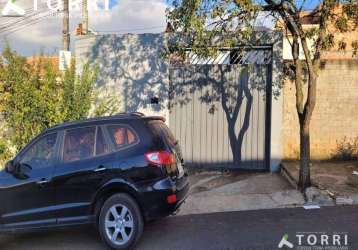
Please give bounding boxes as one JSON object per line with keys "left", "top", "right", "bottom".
{"left": 147, "top": 121, "right": 177, "bottom": 147}
{"left": 107, "top": 125, "right": 138, "bottom": 150}
{"left": 63, "top": 127, "right": 95, "bottom": 162}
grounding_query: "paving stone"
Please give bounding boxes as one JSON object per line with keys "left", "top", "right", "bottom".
{"left": 336, "top": 196, "right": 354, "bottom": 205}
{"left": 305, "top": 187, "right": 321, "bottom": 202}
{"left": 314, "top": 195, "right": 335, "bottom": 206}
{"left": 270, "top": 190, "right": 305, "bottom": 206}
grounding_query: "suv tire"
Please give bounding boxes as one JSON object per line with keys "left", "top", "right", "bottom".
{"left": 99, "top": 193, "right": 144, "bottom": 250}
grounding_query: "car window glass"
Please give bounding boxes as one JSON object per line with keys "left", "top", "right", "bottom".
{"left": 148, "top": 121, "right": 177, "bottom": 147}
{"left": 96, "top": 127, "right": 110, "bottom": 155}
{"left": 20, "top": 133, "right": 57, "bottom": 169}
{"left": 63, "top": 127, "right": 95, "bottom": 162}
{"left": 107, "top": 125, "right": 138, "bottom": 150}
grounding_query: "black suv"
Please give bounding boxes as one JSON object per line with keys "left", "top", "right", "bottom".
{"left": 0, "top": 113, "right": 189, "bottom": 249}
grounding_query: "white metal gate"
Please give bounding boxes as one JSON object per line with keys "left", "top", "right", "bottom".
{"left": 169, "top": 49, "right": 272, "bottom": 170}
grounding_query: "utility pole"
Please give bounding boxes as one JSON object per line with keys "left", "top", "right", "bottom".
{"left": 82, "top": 0, "right": 88, "bottom": 35}
{"left": 63, "top": 0, "right": 70, "bottom": 50}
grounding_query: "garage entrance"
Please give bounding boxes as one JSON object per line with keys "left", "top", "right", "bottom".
{"left": 169, "top": 48, "right": 272, "bottom": 170}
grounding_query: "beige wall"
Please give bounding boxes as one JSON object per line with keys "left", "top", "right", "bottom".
{"left": 283, "top": 60, "right": 358, "bottom": 159}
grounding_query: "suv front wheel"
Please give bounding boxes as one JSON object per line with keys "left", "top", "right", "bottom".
{"left": 99, "top": 193, "right": 144, "bottom": 250}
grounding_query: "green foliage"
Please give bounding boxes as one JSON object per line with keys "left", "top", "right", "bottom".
{"left": 321, "top": 33, "right": 335, "bottom": 50}
{"left": 343, "top": 3, "right": 358, "bottom": 27}
{"left": 167, "top": 0, "right": 260, "bottom": 58}
{"left": 0, "top": 140, "right": 12, "bottom": 166}
{"left": 332, "top": 136, "right": 358, "bottom": 161}
{"left": 0, "top": 47, "right": 117, "bottom": 159}
{"left": 167, "top": 0, "right": 358, "bottom": 58}
{"left": 93, "top": 94, "right": 121, "bottom": 117}
{"left": 61, "top": 61, "right": 98, "bottom": 121}
{"left": 335, "top": 15, "right": 349, "bottom": 32}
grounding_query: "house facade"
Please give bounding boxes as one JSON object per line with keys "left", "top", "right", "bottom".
{"left": 75, "top": 31, "right": 284, "bottom": 172}
{"left": 75, "top": 28, "right": 358, "bottom": 172}
{"left": 76, "top": 26, "right": 358, "bottom": 171}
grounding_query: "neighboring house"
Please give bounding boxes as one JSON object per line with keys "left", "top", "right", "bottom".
{"left": 276, "top": 6, "right": 358, "bottom": 160}
{"left": 26, "top": 56, "right": 60, "bottom": 78}
{"left": 278, "top": 5, "right": 358, "bottom": 60}
{"left": 75, "top": 31, "right": 284, "bottom": 172}
{"left": 27, "top": 56, "right": 59, "bottom": 67}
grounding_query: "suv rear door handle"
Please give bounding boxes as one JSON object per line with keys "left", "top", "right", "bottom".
{"left": 94, "top": 166, "right": 107, "bottom": 173}
{"left": 37, "top": 178, "right": 50, "bottom": 185}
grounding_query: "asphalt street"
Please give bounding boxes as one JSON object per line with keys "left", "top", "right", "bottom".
{"left": 0, "top": 205, "right": 357, "bottom": 250}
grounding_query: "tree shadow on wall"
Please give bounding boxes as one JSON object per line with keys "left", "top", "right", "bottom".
{"left": 88, "top": 34, "right": 169, "bottom": 112}
{"left": 170, "top": 64, "right": 268, "bottom": 165}
{"left": 85, "top": 32, "right": 283, "bottom": 167}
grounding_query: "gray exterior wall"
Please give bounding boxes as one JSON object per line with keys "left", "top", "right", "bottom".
{"left": 75, "top": 33, "right": 170, "bottom": 120}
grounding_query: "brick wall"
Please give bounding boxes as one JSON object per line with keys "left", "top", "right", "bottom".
{"left": 283, "top": 60, "right": 358, "bottom": 159}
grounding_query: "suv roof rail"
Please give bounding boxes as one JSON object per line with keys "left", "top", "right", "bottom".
{"left": 113, "top": 112, "right": 145, "bottom": 117}
{"left": 48, "top": 112, "right": 146, "bottom": 130}
{"left": 143, "top": 116, "right": 166, "bottom": 122}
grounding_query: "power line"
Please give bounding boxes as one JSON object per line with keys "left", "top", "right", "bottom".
{"left": 96, "top": 25, "right": 166, "bottom": 33}
{"left": 0, "top": 10, "right": 55, "bottom": 32}
{"left": 0, "top": 12, "right": 59, "bottom": 35}
{"left": 0, "top": 1, "right": 165, "bottom": 39}
{"left": 0, "top": 10, "right": 61, "bottom": 36}
{"left": 2, "top": 13, "right": 59, "bottom": 37}
{"left": 0, "top": 1, "right": 59, "bottom": 31}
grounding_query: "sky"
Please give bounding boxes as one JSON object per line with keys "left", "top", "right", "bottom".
{"left": 0, "top": 0, "right": 169, "bottom": 56}
{"left": 0, "top": 0, "right": 321, "bottom": 56}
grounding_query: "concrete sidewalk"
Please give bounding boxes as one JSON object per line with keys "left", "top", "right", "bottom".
{"left": 178, "top": 171, "right": 305, "bottom": 215}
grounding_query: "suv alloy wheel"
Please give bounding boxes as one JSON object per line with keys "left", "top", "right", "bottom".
{"left": 99, "top": 193, "right": 144, "bottom": 249}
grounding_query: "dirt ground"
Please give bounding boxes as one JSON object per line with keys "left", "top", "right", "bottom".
{"left": 282, "top": 161, "right": 358, "bottom": 198}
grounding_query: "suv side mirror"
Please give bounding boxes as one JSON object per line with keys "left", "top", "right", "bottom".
{"left": 5, "top": 160, "right": 15, "bottom": 174}
{"left": 14, "top": 163, "right": 32, "bottom": 180}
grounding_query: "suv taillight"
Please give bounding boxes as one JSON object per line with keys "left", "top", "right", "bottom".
{"left": 145, "top": 151, "right": 176, "bottom": 166}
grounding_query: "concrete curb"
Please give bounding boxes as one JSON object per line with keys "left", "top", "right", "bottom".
{"left": 280, "top": 163, "right": 298, "bottom": 190}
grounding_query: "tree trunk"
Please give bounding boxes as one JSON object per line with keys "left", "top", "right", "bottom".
{"left": 292, "top": 35, "right": 316, "bottom": 191}
{"left": 227, "top": 120, "right": 241, "bottom": 164}
{"left": 298, "top": 120, "right": 311, "bottom": 190}
{"left": 264, "top": 0, "right": 323, "bottom": 192}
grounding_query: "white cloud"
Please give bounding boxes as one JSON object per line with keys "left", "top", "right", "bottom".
{"left": 0, "top": 0, "right": 168, "bottom": 56}
{"left": 89, "top": 0, "right": 167, "bottom": 34}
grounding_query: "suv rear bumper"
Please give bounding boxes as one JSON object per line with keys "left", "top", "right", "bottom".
{"left": 137, "top": 173, "right": 189, "bottom": 221}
